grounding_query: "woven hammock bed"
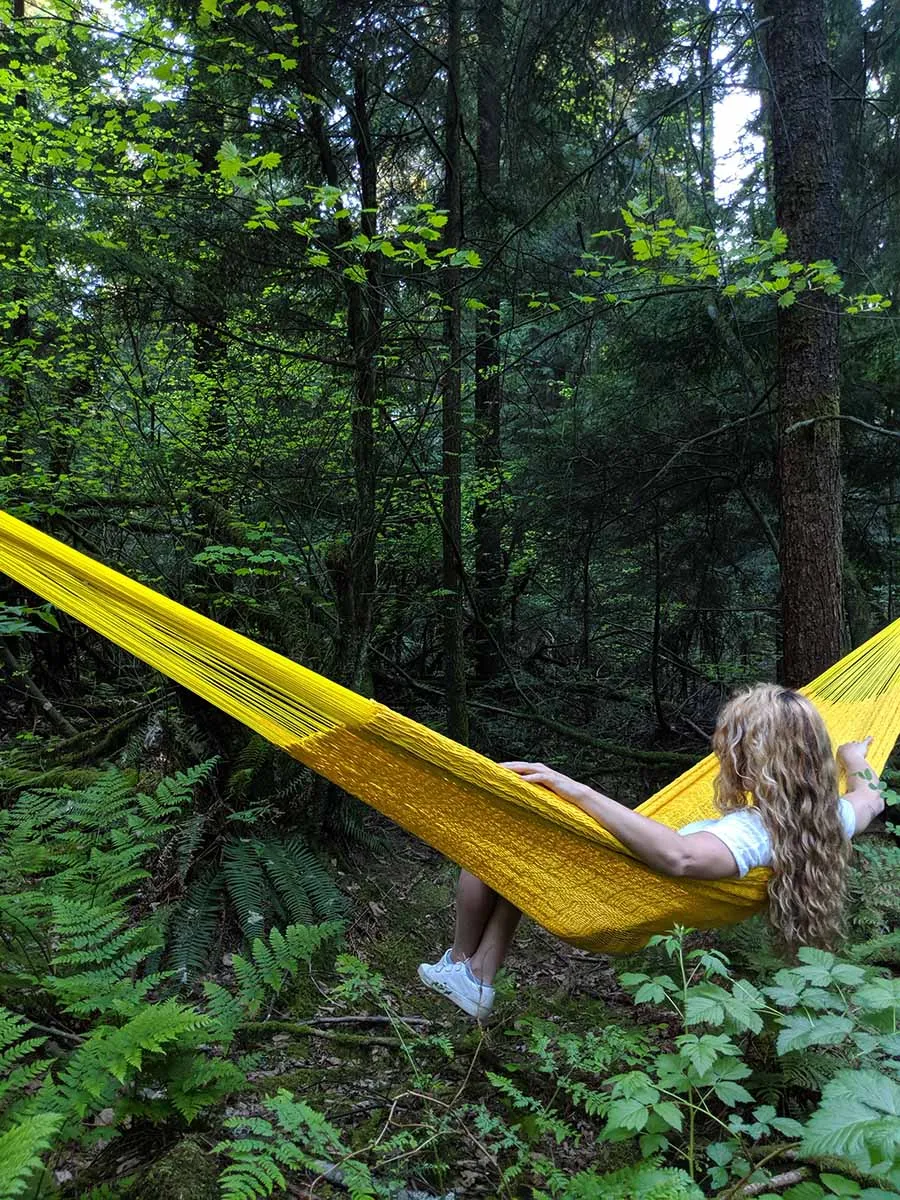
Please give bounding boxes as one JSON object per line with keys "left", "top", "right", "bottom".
{"left": 1, "top": 510, "right": 897, "bottom": 953}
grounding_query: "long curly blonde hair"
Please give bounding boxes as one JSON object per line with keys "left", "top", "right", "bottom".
{"left": 712, "top": 683, "right": 850, "bottom": 955}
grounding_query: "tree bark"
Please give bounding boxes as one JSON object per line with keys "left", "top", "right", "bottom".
{"left": 472, "top": 0, "right": 505, "bottom": 683}
{"left": 345, "top": 60, "right": 381, "bottom": 695}
{"left": 763, "top": 0, "right": 843, "bottom": 686}
{"left": 441, "top": 0, "right": 468, "bottom": 743}
{"left": 297, "top": 28, "right": 381, "bottom": 695}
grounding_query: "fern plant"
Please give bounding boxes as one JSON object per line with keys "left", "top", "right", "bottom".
{"left": 164, "top": 830, "right": 345, "bottom": 981}
{"left": 216, "top": 1088, "right": 376, "bottom": 1200}
{"left": 846, "top": 840, "right": 900, "bottom": 950}
{"left": 0, "top": 764, "right": 344, "bottom": 1197}
{"left": 533, "top": 1160, "right": 704, "bottom": 1199}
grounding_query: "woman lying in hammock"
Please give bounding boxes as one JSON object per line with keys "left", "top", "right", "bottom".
{"left": 417, "top": 683, "right": 885, "bottom": 1019}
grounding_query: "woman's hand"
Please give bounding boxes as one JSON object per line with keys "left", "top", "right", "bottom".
{"left": 499, "top": 761, "right": 588, "bottom": 807}
{"left": 837, "top": 736, "right": 874, "bottom": 769}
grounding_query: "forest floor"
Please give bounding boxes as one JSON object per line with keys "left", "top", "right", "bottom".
{"left": 206, "top": 821, "right": 647, "bottom": 1199}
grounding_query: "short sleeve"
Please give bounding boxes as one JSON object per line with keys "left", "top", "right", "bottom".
{"left": 838, "top": 795, "right": 856, "bottom": 838}
{"left": 679, "top": 810, "right": 770, "bottom": 878}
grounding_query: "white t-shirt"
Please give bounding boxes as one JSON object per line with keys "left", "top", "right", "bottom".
{"left": 677, "top": 797, "right": 857, "bottom": 877}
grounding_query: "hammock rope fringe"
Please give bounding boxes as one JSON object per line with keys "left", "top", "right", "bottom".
{"left": 1, "top": 509, "right": 899, "bottom": 952}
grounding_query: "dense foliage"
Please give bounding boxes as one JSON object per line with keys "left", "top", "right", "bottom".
{"left": 1, "top": 0, "right": 899, "bottom": 1194}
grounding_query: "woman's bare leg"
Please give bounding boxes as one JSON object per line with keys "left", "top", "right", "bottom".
{"left": 468, "top": 898, "right": 522, "bottom": 985}
{"left": 451, "top": 869, "right": 499, "bottom": 961}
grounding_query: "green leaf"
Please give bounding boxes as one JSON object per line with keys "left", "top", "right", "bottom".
{"left": 604, "top": 1097, "right": 650, "bottom": 1133}
{"left": 639, "top": 1132, "right": 668, "bottom": 1156}
{"left": 777, "top": 1014, "right": 854, "bottom": 1054}
{"left": 713, "top": 1080, "right": 755, "bottom": 1106}
{"left": 635, "top": 979, "right": 674, "bottom": 1004}
{"left": 820, "top": 1174, "right": 861, "bottom": 1195}
{"left": 652, "top": 1101, "right": 683, "bottom": 1131}
{"left": 343, "top": 265, "right": 367, "bottom": 284}
{"left": 676, "top": 1033, "right": 738, "bottom": 1077}
{"left": 216, "top": 142, "right": 243, "bottom": 179}
{"left": 854, "top": 979, "right": 900, "bottom": 1012}
{"left": 771, "top": 1117, "right": 805, "bottom": 1137}
{"left": 684, "top": 983, "right": 729, "bottom": 1026}
{"left": 706, "top": 1141, "right": 734, "bottom": 1166}
{"left": 611, "top": 1072, "right": 658, "bottom": 1104}
{"left": 801, "top": 1070, "right": 900, "bottom": 1173}
{"left": 632, "top": 238, "right": 652, "bottom": 261}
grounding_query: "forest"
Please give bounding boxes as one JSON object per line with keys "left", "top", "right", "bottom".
{"left": 1, "top": 0, "right": 900, "bottom": 1196}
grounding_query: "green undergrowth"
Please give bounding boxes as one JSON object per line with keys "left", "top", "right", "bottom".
{"left": 1, "top": 769, "right": 898, "bottom": 1198}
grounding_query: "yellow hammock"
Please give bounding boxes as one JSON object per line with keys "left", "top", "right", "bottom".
{"left": 1, "top": 509, "right": 898, "bottom": 953}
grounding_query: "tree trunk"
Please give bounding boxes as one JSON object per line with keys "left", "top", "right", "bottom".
{"left": 473, "top": 0, "right": 505, "bottom": 683}
{"left": 697, "top": 0, "right": 715, "bottom": 202}
{"left": 441, "top": 0, "right": 468, "bottom": 743}
{"left": 345, "top": 61, "right": 381, "bottom": 695}
{"left": 763, "top": 0, "right": 843, "bottom": 686}
{"left": 297, "top": 29, "right": 381, "bottom": 695}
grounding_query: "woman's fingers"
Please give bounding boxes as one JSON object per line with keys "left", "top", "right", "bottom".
{"left": 499, "top": 761, "right": 556, "bottom": 788}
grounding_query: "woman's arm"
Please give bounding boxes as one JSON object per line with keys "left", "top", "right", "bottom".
{"left": 501, "top": 762, "right": 738, "bottom": 880}
{"left": 837, "top": 737, "right": 884, "bottom": 833}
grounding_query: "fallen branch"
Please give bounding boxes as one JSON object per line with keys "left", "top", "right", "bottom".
{"left": 371, "top": 650, "right": 696, "bottom": 766}
{"left": 724, "top": 1168, "right": 807, "bottom": 1198}
{"left": 1, "top": 645, "right": 78, "bottom": 736}
{"left": 719, "top": 1143, "right": 802, "bottom": 1199}
{"left": 299, "top": 1159, "right": 455, "bottom": 1200}
{"left": 238, "top": 1020, "right": 401, "bottom": 1048}
{"left": 306, "top": 1014, "right": 430, "bottom": 1028}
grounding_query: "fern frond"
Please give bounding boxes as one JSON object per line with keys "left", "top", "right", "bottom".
{"left": 59, "top": 1001, "right": 210, "bottom": 1116}
{"left": 176, "top": 813, "right": 206, "bottom": 882}
{"left": 228, "top": 922, "right": 343, "bottom": 1018}
{"left": 258, "top": 838, "right": 313, "bottom": 925}
{"left": 223, "top": 841, "right": 268, "bottom": 938}
{"left": 201, "top": 980, "right": 245, "bottom": 1041}
{"left": 845, "top": 928, "right": 900, "bottom": 966}
{"left": 145, "top": 760, "right": 217, "bottom": 820}
{"left": 218, "top": 1158, "right": 288, "bottom": 1200}
{"left": 168, "top": 870, "right": 223, "bottom": 984}
{"left": 0, "top": 1008, "right": 52, "bottom": 1114}
{"left": 0, "top": 1112, "right": 64, "bottom": 1198}
{"left": 565, "top": 1160, "right": 704, "bottom": 1199}
{"left": 326, "top": 793, "right": 383, "bottom": 851}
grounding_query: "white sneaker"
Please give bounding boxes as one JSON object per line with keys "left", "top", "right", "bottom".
{"left": 417, "top": 949, "right": 495, "bottom": 1020}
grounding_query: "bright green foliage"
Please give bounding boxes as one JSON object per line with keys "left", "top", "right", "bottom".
{"left": 216, "top": 1089, "right": 376, "bottom": 1200}
{"left": 0, "top": 1113, "right": 65, "bottom": 1200}
{"left": 203, "top": 921, "right": 342, "bottom": 1039}
{"left": 478, "top": 928, "right": 900, "bottom": 1195}
{"left": 533, "top": 1160, "right": 705, "bottom": 1199}
{"left": 0, "top": 765, "right": 344, "bottom": 1194}
{"left": 800, "top": 1072, "right": 900, "bottom": 1184}
{"left": 575, "top": 203, "right": 892, "bottom": 315}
